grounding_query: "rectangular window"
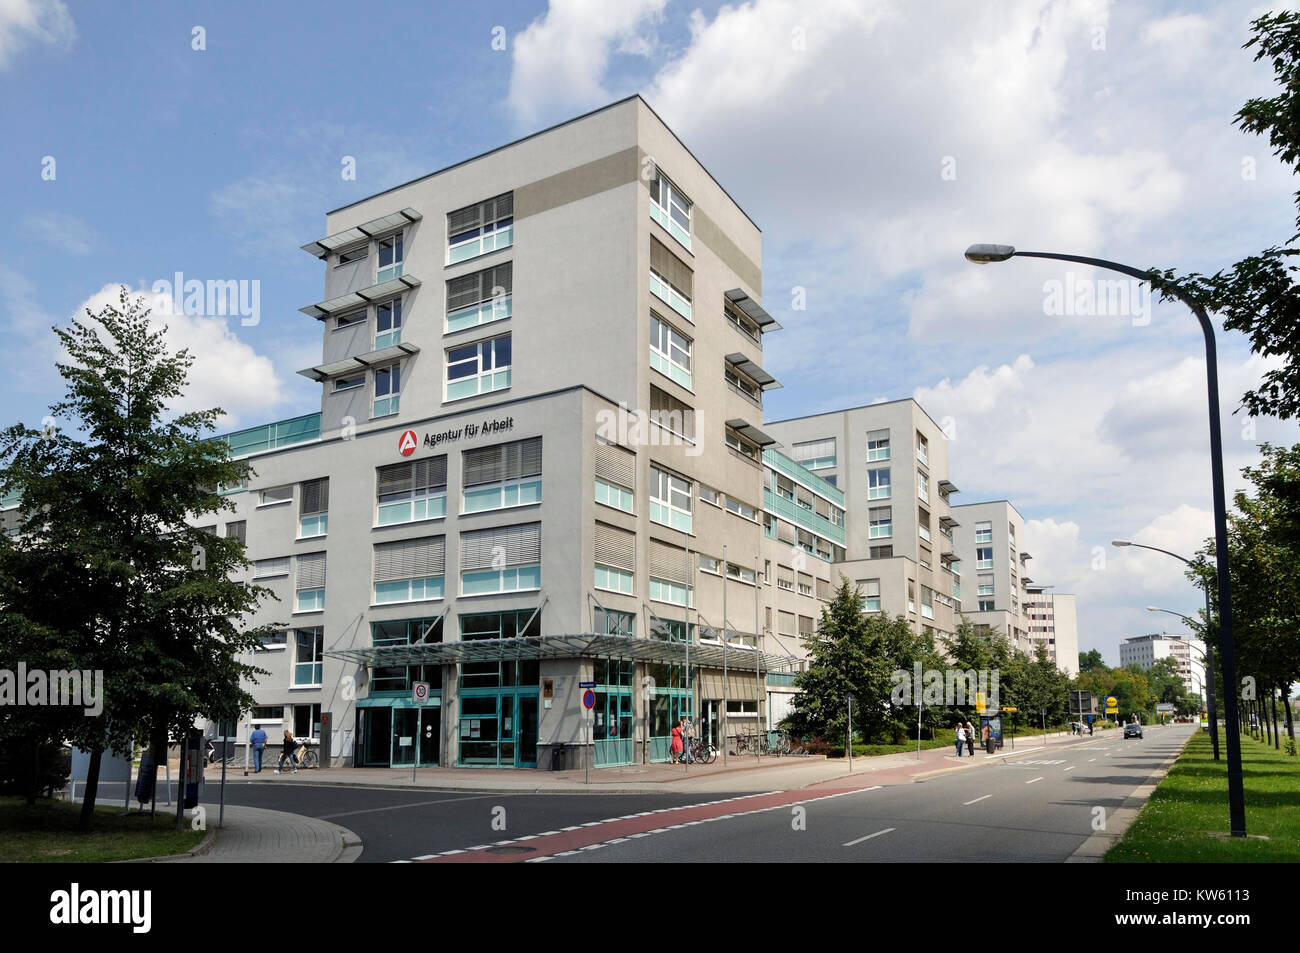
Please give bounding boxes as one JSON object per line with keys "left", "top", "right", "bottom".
{"left": 649, "top": 313, "right": 692, "bottom": 388}
{"left": 648, "top": 577, "right": 692, "bottom": 607}
{"left": 869, "top": 506, "right": 892, "bottom": 539}
{"left": 976, "top": 546, "right": 993, "bottom": 570}
{"left": 593, "top": 608, "right": 635, "bottom": 638}
{"left": 725, "top": 362, "right": 762, "bottom": 404}
{"left": 463, "top": 436, "right": 542, "bottom": 513}
{"left": 917, "top": 468, "right": 929, "bottom": 504}
{"left": 446, "top": 335, "right": 511, "bottom": 401}
{"left": 377, "top": 456, "right": 448, "bottom": 525}
{"left": 294, "top": 703, "right": 322, "bottom": 741}
{"left": 979, "top": 598, "right": 996, "bottom": 612}
{"left": 797, "top": 572, "right": 813, "bottom": 597}
{"left": 649, "top": 384, "right": 695, "bottom": 443}
{"left": 376, "top": 233, "right": 404, "bottom": 283}
{"left": 921, "top": 585, "right": 934, "bottom": 620}
{"left": 724, "top": 297, "right": 760, "bottom": 342}
{"left": 975, "top": 521, "right": 993, "bottom": 544}
{"left": 869, "top": 544, "right": 893, "bottom": 559}
{"left": 777, "top": 567, "right": 794, "bottom": 591}
{"left": 649, "top": 236, "right": 693, "bottom": 321}
{"left": 860, "top": 579, "right": 882, "bottom": 612}
{"left": 916, "top": 431, "right": 929, "bottom": 465}
{"left": 459, "top": 523, "right": 541, "bottom": 595}
{"left": 336, "top": 246, "right": 367, "bottom": 267}
{"left": 446, "top": 261, "right": 512, "bottom": 333}
{"left": 868, "top": 467, "right": 891, "bottom": 500}
{"left": 593, "top": 522, "right": 635, "bottom": 595}
{"left": 725, "top": 426, "right": 761, "bottom": 462}
{"left": 225, "top": 520, "right": 246, "bottom": 545}
{"left": 698, "top": 485, "right": 720, "bottom": 506}
{"left": 867, "top": 429, "right": 890, "bottom": 461}
{"left": 298, "top": 478, "right": 328, "bottom": 538}
{"left": 907, "top": 580, "right": 916, "bottom": 614}
{"left": 257, "top": 630, "right": 287, "bottom": 651}
{"left": 294, "top": 553, "right": 326, "bottom": 612}
{"left": 293, "top": 627, "right": 324, "bottom": 686}
{"left": 918, "top": 507, "right": 931, "bottom": 543}
{"left": 650, "top": 465, "right": 692, "bottom": 533}
{"left": 791, "top": 437, "right": 835, "bottom": 471}
{"left": 594, "top": 441, "right": 635, "bottom": 514}
{"left": 260, "top": 484, "right": 292, "bottom": 507}
{"left": 374, "top": 298, "right": 403, "bottom": 348}
{"left": 724, "top": 496, "right": 759, "bottom": 521}
{"left": 649, "top": 171, "right": 692, "bottom": 249}
{"left": 334, "top": 374, "right": 364, "bottom": 392}
{"left": 447, "top": 192, "right": 513, "bottom": 264}
{"left": 334, "top": 309, "right": 366, "bottom": 330}
{"left": 978, "top": 575, "right": 995, "bottom": 596}
{"left": 373, "top": 536, "right": 446, "bottom": 604}
{"left": 373, "top": 363, "right": 401, "bottom": 417}
{"left": 253, "top": 556, "right": 289, "bottom": 578}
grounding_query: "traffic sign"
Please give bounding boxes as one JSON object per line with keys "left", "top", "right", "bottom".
{"left": 976, "top": 692, "right": 986, "bottom": 713}
{"left": 1001, "top": 706, "right": 1018, "bottom": 712}
{"left": 412, "top": 681, "right": 429, "bottom": 705}
{"left": 1105, "top": 695, "right": 1118, "bottom": 709}
{"left": 579, "top": 681, "right": 596, "bottom": 689}
{"left": 582, "top": 689, "right": 595, "bottom": 710}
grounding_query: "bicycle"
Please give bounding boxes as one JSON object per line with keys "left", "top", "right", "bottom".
{"left": 688, "top": 739, "right": 718, "bottom": 764}
{"left": 294, "top": 742, "right": 319, "bottom": 769}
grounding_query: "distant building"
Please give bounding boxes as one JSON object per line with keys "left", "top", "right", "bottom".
{"left": 1024, "top": 589, "right": 1078, "bottom": 676}
{"left": 1119, "top": 633, "right": 1206, "bottom": 701}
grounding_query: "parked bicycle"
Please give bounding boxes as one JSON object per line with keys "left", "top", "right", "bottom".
{"left": 294, "top": 740, "right": 319, "bottom": 769}
{"left": 688, "top": 738, "right": 718, "bottom": 764}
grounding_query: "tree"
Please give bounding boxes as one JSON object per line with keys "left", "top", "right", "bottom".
{"left": 1078, "top": 649, "right": 1106, "bottom": 673}
{"left": 1147, "top": 11, "right": 1300, "bottom": 419}
{"left": 0, "top": 289, "right": 277, "bottom": 828}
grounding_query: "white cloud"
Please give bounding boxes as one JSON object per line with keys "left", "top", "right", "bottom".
{"left": 22, "top": 210, "right": 93, "bottom": 254}
{"left": 507, "top": 0, "right": 667, "bottom": 125}
{"left": 0, "top": 0, "right": 73, "bottom": 68}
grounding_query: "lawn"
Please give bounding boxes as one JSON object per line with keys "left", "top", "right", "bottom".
{"left": 0, "top": 796, "right": 208, "bottom": 863}
{"left": 1106, "top": 731, "right": 1300, "bottom": 862}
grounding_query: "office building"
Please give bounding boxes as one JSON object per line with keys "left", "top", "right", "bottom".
{"left": 1119, "top": 633, "right": 1206, "bottom": 701}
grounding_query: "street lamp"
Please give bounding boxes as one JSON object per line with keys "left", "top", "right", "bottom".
{"left": 1115, "top": 540, "right": 1221, "bottom": 762}
{"left": 966, "top": 244, "right": 1245, "bottom": 836}
{"left": 1146, "top": 605, "right": 1209, "bottom": 718}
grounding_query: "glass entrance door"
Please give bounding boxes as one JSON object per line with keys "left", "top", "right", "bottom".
{"left": 458, "top": 691, "right": 538, "bottom": 766}
{"left": 392, "top": 708, "right": 417, "bottom": 766}
{"left": 516, "top": 695, "right": 539, "bottom": 767}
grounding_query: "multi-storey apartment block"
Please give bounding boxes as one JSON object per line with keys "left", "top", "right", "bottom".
{"left": 1024, "top": 588, "right": 1079, "bottom": 675}
{"left": 949, "top": 500, "right": 1032, "bottom": 652}
{"left": 1119, "top": 633, "right": 1206, "bottom": 702}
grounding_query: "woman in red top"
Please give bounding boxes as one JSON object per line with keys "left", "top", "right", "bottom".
{"left": 670, "top": 722, "right": 684, "bottom": 763}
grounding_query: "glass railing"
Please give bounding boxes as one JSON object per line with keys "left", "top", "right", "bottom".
{"left": 763, "top": 488, "right": 846, "bottom": 546}
{"left": 216, "top": 413, "right": 322, "bottom": 459}
{"left": 761, "top": 449, "right": 844, "bottom": 506}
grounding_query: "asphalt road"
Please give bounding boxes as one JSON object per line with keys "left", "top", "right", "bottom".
{"left": 80, "top": 725, "right": 1190, "bottom": 863}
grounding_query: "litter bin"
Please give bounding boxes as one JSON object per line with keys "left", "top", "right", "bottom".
{"left": 551, "top": 743, "right": 566, "bottom": 772}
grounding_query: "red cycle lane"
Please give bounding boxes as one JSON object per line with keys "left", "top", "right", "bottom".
{"left": 417, "top": 782, "right": 883, "bottom": 864}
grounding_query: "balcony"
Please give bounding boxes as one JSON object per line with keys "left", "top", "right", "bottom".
{"left": 215, "top": 413, "right": 322, "bottom": 459}
{"left": 763, "top": 487, "right": 846, "bottom": 547}
{"left": 761, "top": 449, "right": 844, "bottom": 506}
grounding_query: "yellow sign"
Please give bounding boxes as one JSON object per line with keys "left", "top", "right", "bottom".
{"left": 1001, "top": 706, "right": 1018, "bottom": 712}
{"left": 1105, "top": 695, "right": 1118, "bottom": 708}
{"left": 975, "top": 692, "right": 986, "bottom": 713}
{"left": 1106, "top": 707, "right": 1118, "bottom": 714}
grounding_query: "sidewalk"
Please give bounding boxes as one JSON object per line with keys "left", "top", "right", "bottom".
{"left": 154, "top": 806, "right": 361, "bottom": 864}
{"left": 205, "top": 726, "right": 1136, "bottom": 796}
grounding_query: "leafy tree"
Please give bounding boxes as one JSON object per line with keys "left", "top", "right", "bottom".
{"left": 1078, "top": 649, "right": 1106, "bottom": 673}
{"left": 0, "top": 289, "right": 276, "bottom": 828}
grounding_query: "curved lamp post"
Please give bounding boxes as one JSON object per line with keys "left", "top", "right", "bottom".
{"left": 1146, "top": 605, "right": 1211, "bottom": 722}
{"left": 966, "top": 244, "right": 1245, "bottom": 836}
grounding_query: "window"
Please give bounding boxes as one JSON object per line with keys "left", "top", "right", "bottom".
{"left": 921, "top": 585, "right": 934, "bottom": 620}
{"left": 868, "top": 467, "right": 891, "bottom": 500}
{"left": 257, "top": 630, "right": 287, "bottom": 651}
{"left": 860, "top": 579, "right": 882, "bottom": 612}
{"left": 376, "top": 233, "right": 404, "bottom": 283}
{"left": 461, "top": 609, "right": 541, "bottom": 642}
{"left": 830, "top": 505, "right": 845, "bottom": 526}
{"left": 259, "top": 485, "right": 292, "bottom": 507}
{"left": 917, "top": 468, "right": 929, "bottom": 504}
{"left": 867, "top": 429, "right": 890, "bottom": 461}
{"left": 976, "top": 546, "right": 993, "bottom": 570}
{"left": 649, "top": 171, "right": 692, "bottom": 249}
{"left": 649, "top": 314, "right": 692, "bottom": 388}
{"left": 916, "top": 431, "right": 929, "bottom": 464}
{"left": 724, "top": 496, "right": 758, "bottom": 521}
{"left": 907, "top": 580, "right": 916, "bottom": 614}
{"left": 460, "top": 523, "right": 541, "bottom": 595}
{"left": 869, "top": 506, "right": 892, "bottom": 539}
{"left": 649, "top": 384, "right": 695, "bottom": 444}
{"left": 463, "top": 437, "right": 542, "bottom": 512}
{"left": 293, "top": 627, "right": 323, "bottom": 686}
{"left": 334, "top": 374, "right": 364, "bottom": 392}
{"left": 294, "top": 703, "right": 322, "bottom": 741}
{"left": 649, "top": 577, "right": 692, "bottom": 606}
{"left": 446, "top": 261, "right": 512, "bottom": 333}
{"left": 650, "top": 466, "right": 692, "bottom": 533}
{"left": 979, "top": 598, "right": 996, "bottom": 612}
{"left": 373, "top": 363, "right": 401, "bottom": 417}
{"left": 225, "top": 520, "right": 246, "bottom": 545}
{"left": 593, "top": 522, "right": 635, "bottom": 595}
{"left": 253, "top": 556, "right": 289, "bottom": 578}
{"left": 698, "top": 485, "right": 720, "bottom": 506}
{"left": 594, "top": 441, "right": 635, "bottom": 514}
{"left": 377, "top": 456, "right": 448, "bottom": 524}
{"left": 725, "top": 561, "right": 757, "bottom": 585}
{"left": 334, "top": 309, "right": 366, "bottom": 330}
{"left": 294, "top": 553, "right": 326, "bottom": 612}
{"left": 797, "top": 572, "right": 813, "bottom": 597}
{"left": 448, "top": 192, "right": 513, "bottom": 264}
{"left": 299, "top": 478, "right": 328, "bottom": 538}
{"left": 725, "top": 426, "right": 760, "bottom": 462}
{"left": 918, "top": 507, "right": 931, "bottom": 543}
{"left": 791, "top": 437, "right": 835, "bottom": 471}
{"left": 373, "top": 536, "right": 446, "bottom": 604}
{"left": 724, "top": 297, "right": 760, "bottom": 342}
{"left": 375, "top": 298, "right": 403, "bottom": 348}
{"left": 777, "top": 610, "right": 796, "bottom": 636}
{"left": 975, "top": 521, "right": 993, "bottom": 544}
{"left": 777, "top": 567, "right": 794, "bottom": 591}
{"left": 979, "top": 577, "right": 995, "bottom": 595}
{"left": 649, "top": 237, "right": 693, "bottom": 321}
{"left": 725, "top": 363, "right": 762, "bottom": 403}
{"left": 446, "top": 335, "right": 511, "bottom": 401}
{"left": 869, "top": 544, "right": 893, "bottom": 559}
{"left": 336, "top": 246, "right": 367, "bottom": 267}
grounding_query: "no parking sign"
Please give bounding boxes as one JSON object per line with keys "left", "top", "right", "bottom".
{"left": 413, "top": 681, "right": 430, "bottom": 705}
{"left": 582, "top": 689, "right": 595, "bottom": 710}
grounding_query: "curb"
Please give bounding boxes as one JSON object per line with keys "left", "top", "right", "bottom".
{"left": 1064, "top": 732, "right": 1191, "bottom": 863}
{"left": 116, "top": 820, "right": 216, "bottom": 864}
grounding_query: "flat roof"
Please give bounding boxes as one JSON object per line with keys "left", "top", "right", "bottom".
{"left": 326, "top": 94, "right": 760, "bottom": 233}
{"left": 764, "top": 396, "right": 950, "bottom": 436}
{"left": 949, "top": 499, "right": 1026, "bottom": 521}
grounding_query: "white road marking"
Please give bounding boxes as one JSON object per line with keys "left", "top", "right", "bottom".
{"left": 964, "top": 795, "right": 991, "bottom": 805}
{"left": 843, "top": 827, "right": 895, "bottom": 847}
{"left": 1063, "top": 766, "right": 1076, "bottom": 772}
{"left": 1026, "top": 777, "right": 1043, "bottom": 784}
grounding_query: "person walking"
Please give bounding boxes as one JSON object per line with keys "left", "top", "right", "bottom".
{"left": 670, "top": 720, "right": 684, "bottom": 764}
{"left": 249, "top": 725, "right": 268, "bottom": 773}
{"left": 954, "top": 721, "right": 966, "bottom": 757}
{"left": 1088, "top": 720, "right": 1094, "bottom": 736}
{"left": 680, "top": 717, "right": 694, "bottom": 763}
{"left": 981, "top": 721, "right": 992, "bottom": 753}
{"left": 965, "top": 721, "right": 976, "bottom": 757}
{"left": 274, "top": 728, "right": 298, "bottom": 774}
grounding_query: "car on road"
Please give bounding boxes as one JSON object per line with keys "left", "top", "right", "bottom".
{"left": 1123, "top": 723, "right": 1143, "bottom": 739}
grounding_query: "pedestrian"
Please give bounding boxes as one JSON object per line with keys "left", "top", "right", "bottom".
{"left": 249, "top": 724, "right": 268, "bottom": 773}
{"left": 1088, "top": 720, "right": 1093, "bottom": 736}
{"left": 670, "top": 720, "right": 684, "bottom": 764}
{"left": 965, "top": 721, "right": 976, "bottom": 756}
{"left": 954, "top": 721, "right": 966, "bottom": 757}
{"left": 680, "top": 717, "right": 694, "bottom": 763}
{"left": 981, "top": 721, "right": 992, "bottom": 753}
{"left": 274, "top": 728, "right": 298, "bottom": 774}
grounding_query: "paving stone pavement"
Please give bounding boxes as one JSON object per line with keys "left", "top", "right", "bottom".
{"left": 158, "top": 805, "right": 361, "bottom": 863}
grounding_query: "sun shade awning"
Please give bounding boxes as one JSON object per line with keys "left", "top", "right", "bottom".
{"left": 300, "top": 276, "right": 421, "bottom": 319}
{"left": 297, "top": 343, "right": 420, "bottom": 381}
{"left": 301, "top": 207, "right": 422, "bottom": 258}
{"left": 937, "top": 479, "right": 959, "bottom": 494}
{"left": 325, "top": 633, "right": 801, "bottom": 673}
{"left": 724, "top": 288, "right": 779, "bottom": 329}
{"left": 939, "top": 515, "right": 959, "bottom": 529}
{"left": 725, "top": 353, "right": 781, "bottom": 389}
{"left": 726, "top": 418, "right": 777, "bottom": 447}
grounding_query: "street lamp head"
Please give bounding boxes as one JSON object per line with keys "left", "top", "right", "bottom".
{"left": 1145, "top": 606, "right": 1161, "bottom": 612}
{"left": 964, "top": 243, "right": 1016, "bottom": 264}
{"left": 1112, "top": 540, "right": 1132, "bottom": 547}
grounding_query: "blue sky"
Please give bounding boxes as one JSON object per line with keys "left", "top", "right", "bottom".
{"left": 4, "top": 0, "right": 1299, "bottom": 663}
